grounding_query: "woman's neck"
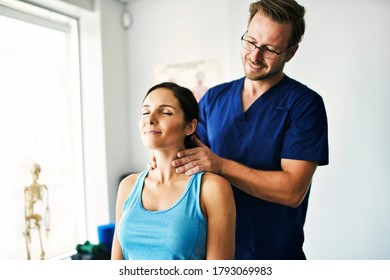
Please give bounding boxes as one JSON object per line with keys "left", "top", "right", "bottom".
{"left": 151, "top": 150, "right": 182, "bottom": 184}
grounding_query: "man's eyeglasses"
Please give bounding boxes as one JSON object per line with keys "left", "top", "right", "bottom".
{"left": 241, "top": 32, "right": 294, "bottom": 60}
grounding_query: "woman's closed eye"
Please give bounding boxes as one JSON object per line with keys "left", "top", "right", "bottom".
{"left": 161, "top": 111, "right": 173, "bottom": 115}
{"left": 141, "top": 110, "right": 173, "bottom": 116}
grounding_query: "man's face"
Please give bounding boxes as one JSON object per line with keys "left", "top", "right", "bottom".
{"left": 241, "top": 11, "right": 294, "bottom": 82}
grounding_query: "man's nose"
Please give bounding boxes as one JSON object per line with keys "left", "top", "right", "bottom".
{"left": 251, "top": 47, "right": 265, "bottom": 61}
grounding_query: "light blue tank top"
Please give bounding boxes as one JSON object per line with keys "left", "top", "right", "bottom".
{"left": 117, "top": 170, "right": 207, "bottom": 260}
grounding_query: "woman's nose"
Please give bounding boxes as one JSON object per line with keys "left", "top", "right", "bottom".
{"left": 146, "top": 113, "right": 157, "bottom": 125}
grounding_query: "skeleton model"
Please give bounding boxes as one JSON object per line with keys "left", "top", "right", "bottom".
{"left": 23, "top": 163, "right": 50, "bottom": 260}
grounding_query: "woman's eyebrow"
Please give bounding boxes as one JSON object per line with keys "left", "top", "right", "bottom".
{"left": 142, "top": 104, "right": 176, "bottom": 109}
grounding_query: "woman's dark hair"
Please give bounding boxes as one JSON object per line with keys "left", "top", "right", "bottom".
{"left": 144, "top": 82, "right": 199, "bottom": 148}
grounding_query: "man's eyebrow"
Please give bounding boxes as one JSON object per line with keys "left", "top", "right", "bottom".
{"left": 245, "top": 33, "right": 278, "bottom": 49}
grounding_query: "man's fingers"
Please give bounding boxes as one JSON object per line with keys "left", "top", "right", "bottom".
{"left": 148, "top": 152, "right": 157, "bottom": 170}
{"left": 172, "top": 154, "right": 193, "bottom": 167}
{"left": 175, "top": 160, "right": 203, "bottom": 175}
{"left": 176, "top": 147, "right": 200, "bottom": 160}
{"left": 148, "top": 161, "right": 157, "bottom": 170}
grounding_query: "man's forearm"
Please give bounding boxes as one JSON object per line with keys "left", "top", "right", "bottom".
{"left": 219, "top": 158, "right": 317, "bottom": 208}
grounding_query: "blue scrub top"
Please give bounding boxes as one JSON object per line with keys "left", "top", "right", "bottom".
{"left": 197, "top": 75, "right": 328, "bottom": 259}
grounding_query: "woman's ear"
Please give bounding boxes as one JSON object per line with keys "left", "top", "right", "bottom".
{"left": 186, "top": 119, "right": 198, "bottom": 135}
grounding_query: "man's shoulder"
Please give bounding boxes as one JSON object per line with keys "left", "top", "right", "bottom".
{"left": 201, "top": 77, "right": 244, "bottom": 104}
{"left": 209, "top": 77, "right": 244, "bottom": 92}
{"left": 283, "top": 75, "right": 319, "bottom": 96}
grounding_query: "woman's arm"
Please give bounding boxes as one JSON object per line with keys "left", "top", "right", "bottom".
{"left": 111, "top": 174, "right": 138, "bottom": 260}
{"left": 201, "top": 172, "right": 236, "bottom": 260}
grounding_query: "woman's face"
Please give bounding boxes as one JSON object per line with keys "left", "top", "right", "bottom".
{"left": 139, "top": 88, "right": 194, "bottom": 151}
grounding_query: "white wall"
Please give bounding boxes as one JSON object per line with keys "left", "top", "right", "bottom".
{"left": 99, "top": 0, "right": 131, "bottom": 231}
{"left": 295, "top": 0, "right": 390, "bottom": 259}
{"left": 124, "top": 0, "right": 390, "bottom": 259}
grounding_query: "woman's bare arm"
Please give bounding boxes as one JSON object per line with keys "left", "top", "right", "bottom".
{"left": 201, "top": 172, "right": 236, "bottom": 260}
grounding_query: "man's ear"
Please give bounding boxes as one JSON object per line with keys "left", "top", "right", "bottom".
{"left": 285, "top": 44, "right": 299, "bottom": 62}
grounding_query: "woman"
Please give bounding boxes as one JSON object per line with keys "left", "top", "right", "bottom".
{"left": 111, "top": 82, "right": 236, "bottom": 260}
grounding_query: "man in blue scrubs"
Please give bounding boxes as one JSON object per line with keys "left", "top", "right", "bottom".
{"left": 172, "top": 0, "right": 329, "bottom": 259}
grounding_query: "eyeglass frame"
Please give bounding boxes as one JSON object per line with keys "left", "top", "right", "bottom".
{"left": 240, "top": 31, "right": 295, "bottom": 59}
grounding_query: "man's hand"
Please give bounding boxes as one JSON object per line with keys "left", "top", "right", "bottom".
{"left": 148, "top": 153, "right": 157, "bottom": 170}
{"left": 172, "top": 136, "right": 223, "bottom": 176}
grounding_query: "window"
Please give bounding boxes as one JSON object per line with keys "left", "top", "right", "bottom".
{"left": 0, "top": 1, "right": 85, "bottom": 259}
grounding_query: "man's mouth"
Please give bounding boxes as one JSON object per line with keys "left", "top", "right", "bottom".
{"left": 248, "top": 60, "right": 263, "bottom": 69}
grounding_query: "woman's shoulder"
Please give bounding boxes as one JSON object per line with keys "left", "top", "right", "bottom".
{"left": 199, "top": 172, "right": 235, "bottom": 225}
{"left": 118, "top": 171, "right": 144, "bottom": 198}
{"left": 120, "top": 172, "right": 142, "bottom": 185}
{"left": 201, "top": 171, "right": 228, "bottom": 183}
{"left": 200, "top": 172, "right": 232, "bottom": 197}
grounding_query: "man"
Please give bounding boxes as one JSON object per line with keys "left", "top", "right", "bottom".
{"left": 171, "top": 0, "right": 329, "bottom": 260}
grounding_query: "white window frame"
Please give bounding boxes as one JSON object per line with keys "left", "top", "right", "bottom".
{"left": 0, "top": 0, "right": 110, "bottom": 259}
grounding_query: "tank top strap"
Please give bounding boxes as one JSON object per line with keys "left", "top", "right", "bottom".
{"left": 187, "top": 171, "right": 206, "bottom": 223}
{"left": 122, "top": 169, "right": 149, "bottom": 212}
